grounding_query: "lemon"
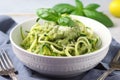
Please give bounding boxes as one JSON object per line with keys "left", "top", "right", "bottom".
{"left": 109, "top": 0, "right": 120, "bottom": 18}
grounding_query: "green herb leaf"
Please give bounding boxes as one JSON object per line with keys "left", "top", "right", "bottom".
{"left": 53, "top": 4, "right": 75, "bottom": 14}
{"left": 71, "top": 0, "right": 84, "bottom": 16}
{"left": 57, "top": 16, "right": 75, "bottom": 27}
{"left": 85, "top": 3, "right": 100, "bottom": 10}
{"left": 83, "top": 9, "right": 114, "bottom": 27}
{"left": 36, "top": 8, "right": 75, "bottom": 27}
{"left": 71, "top": 9, "right": 84, "bottom": 16}
{"left": 36, "top": 8, "right": 60, "bottom": 22}
{"left": 75, "top": 0, "right": 83, "bottom": 11}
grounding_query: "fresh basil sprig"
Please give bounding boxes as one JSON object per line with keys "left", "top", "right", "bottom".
{"left": 52, "top": 4, "right": 75, "bottom": 14}
{"left": 83, "top": 9, "right": 113, "bottom": 27}
{"left": 36, "top": 8, "right": 75, "bottom": 27}
{"left": 84, "top": 3, "right": 100, "bottom": 10}
{"left": 37, "top": 8, "right": 60, "bottom": 22}
{"left": 52, "top": 0, "right": 114, "bottom": 27}
{"left": 71, "top": 0, "right": 84, "bottom": 16}
{"left": 58, "top": 15, "right": 75, "bottom": 26}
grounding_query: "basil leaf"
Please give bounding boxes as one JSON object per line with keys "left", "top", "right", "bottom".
{"left": 57, "top": 16, "right": 75, "bottom": 27}
{"left": 36, "top": 8, "right": 75, "bottom": 27}
{"left": 71, "top": 10, "right": 84, "bottom": 16}
{"left": 36, "top": 8, "right": 60, "bottom": 22}
{"left": 71, "top": 0, "right": 84, "bottom": 16}
{"left": 75, "top": 0, "right": 83, "bottom": 11}
{"left": 53, "top": 4, "right": 75, "bottom": 14}
{"left": 85, "top": 3, "right": 100, "bottom": 10}
{"left": 83, "top": 9, "right": 114, "bottom": 27}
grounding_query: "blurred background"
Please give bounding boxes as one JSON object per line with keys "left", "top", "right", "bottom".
{"left": 0, "top": 0, "right": 120, "bottom": 43}
{"left": 0, "top": 0, "right": 111, "bottom": 13}
{"left": 0, "top": 0, "right": 113, "bottom": 22}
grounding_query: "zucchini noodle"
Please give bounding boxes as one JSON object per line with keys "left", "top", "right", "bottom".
{"left": 21, "top": 19, "right": 102, "bottom": 57}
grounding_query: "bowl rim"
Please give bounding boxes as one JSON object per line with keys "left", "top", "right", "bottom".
{"left": 10, "top": 15, "right": 112, "bottom": 59}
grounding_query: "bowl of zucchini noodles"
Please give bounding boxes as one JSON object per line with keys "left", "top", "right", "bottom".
{"left": 10, "top": 15, "right": 112, "bottom": 77}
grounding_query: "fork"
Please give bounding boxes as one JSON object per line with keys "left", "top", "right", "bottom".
{"left": 97, "top": 50, "right": 120, "bottom": 80}
{"left": 0, "top": 49, "right": 18, "bottom": 80}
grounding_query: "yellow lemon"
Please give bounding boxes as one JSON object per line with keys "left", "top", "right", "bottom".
{"left": 109, "top": 0, "right": 120, "bottom": 18}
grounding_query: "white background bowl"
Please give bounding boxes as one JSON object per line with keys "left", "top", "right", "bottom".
{"left": 10, "top": 15, "right": 112, "bottom": 77}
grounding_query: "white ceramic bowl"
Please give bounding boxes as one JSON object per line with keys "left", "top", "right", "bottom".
{"left": 10, "top": 15, "right": 112, "bottom": 77}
